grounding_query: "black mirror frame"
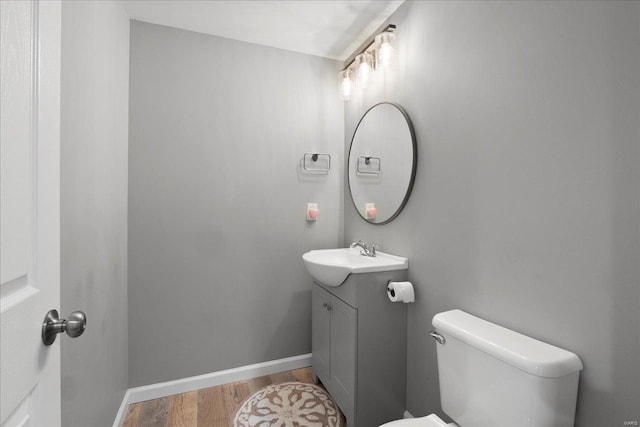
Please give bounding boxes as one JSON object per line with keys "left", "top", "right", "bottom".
{"left": 347, "top": 102, "right": 417, "bottom": 225}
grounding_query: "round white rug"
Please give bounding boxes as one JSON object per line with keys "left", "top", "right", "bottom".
{"left": 233, "top": 381, "right": 344, "bottom": 427}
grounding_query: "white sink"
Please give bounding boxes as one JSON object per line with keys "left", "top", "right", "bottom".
{"left": 302, "top": 247, "right": 408, "bottom": 286}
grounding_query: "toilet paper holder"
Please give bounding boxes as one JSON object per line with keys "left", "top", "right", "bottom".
{"left": 386, "top": 281, "right": 396, "bottom": 297}
{"left": 386, "top": 280, "right": 415, "bottom": 303}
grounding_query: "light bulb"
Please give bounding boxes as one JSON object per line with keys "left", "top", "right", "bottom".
{"left": 355, "top": 53, "right": 372, "bottom": 88}
{"left": 375, "top": 31, "right": 395, "bottom": 68}
{"left": 340, "top": 69, "right": 352, "bottom": 101}
{"left": 378, "top": 42, "right": 393, "bottom": 67}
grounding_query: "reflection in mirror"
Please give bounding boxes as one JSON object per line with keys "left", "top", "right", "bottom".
{"left": 348, "top": 102, "right": 416, "bottom": 224}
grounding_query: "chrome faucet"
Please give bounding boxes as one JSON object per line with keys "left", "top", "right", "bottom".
{"left": 350, "top": 240, "right": 379, "bottom": 257}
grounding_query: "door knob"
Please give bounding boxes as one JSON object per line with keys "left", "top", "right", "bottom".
{"left": 42, "top": 309, "right": 87, "bottom": 346}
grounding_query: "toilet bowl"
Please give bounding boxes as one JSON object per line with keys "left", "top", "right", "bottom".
{"left": 382, "top": 414, "right": 454, "bottom": 427}
{"left": 380, "top": 309, "right": 583, "bottom": 427}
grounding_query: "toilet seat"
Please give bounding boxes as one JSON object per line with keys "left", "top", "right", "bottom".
{"left": 380, "top": 413, "right": 455, "bottom": 427}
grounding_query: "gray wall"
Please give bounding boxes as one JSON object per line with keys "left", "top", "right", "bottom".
{"left": 344, "top": 1, "right": 640, "bottom": 426}
{"left": 60, "top": 1, "right": 130, "bottom": 426}
{"left": 128, "top": 21, "right": 343, "bottom": 387}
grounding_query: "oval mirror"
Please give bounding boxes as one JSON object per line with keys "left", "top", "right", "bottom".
{"left": 348, "top": 102, "right": 417, "bottom": 224}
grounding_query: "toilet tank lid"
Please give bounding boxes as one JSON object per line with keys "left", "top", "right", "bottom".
{"left": 432, "top": 309, "right": 583, "bottom": 378}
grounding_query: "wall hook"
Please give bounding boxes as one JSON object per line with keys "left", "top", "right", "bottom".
{"left": 303, "top": 153, "right": 331, "bottom": 174}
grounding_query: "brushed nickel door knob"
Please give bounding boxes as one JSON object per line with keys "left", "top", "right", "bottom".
{"left": 42, "top": 309, "right": 87, "bottom": 346}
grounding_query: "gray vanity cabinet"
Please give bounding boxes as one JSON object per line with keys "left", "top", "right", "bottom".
{"left": 313, "top": 285, "right": 357, "bottom": 413}
{"left": 311, "top": 270, "right": 408, "bottom": 427}
{"left": 311, "top": 284, "right": 332, "bottom": 382}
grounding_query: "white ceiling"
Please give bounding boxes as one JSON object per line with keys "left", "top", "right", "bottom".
{"left": 122, "top": 0, "right": 404, "bottom": 61}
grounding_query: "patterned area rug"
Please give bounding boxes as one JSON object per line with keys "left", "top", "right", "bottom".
{"left": 233, "top": 381, "right": 344, "bottom": 427}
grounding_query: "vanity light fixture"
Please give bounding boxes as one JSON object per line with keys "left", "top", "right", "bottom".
{"left": 354, "top": 52, "right": 373, "bottom": 87}
{"left": 375, "top": 30, "right": 395, "bottom": 68}
{"left": 339, "top": 24, "right": 396, "bottom": 101}
{"left": 340, "top": 69, "right": 353, "bottom": 101}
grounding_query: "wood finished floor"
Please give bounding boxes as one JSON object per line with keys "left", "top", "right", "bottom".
{"left": 122, "top": 367, "right": 346, "bottom": 427}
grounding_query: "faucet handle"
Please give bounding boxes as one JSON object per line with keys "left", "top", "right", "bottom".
{"left": 369, "top": 242, "right": 380, "bottom": 256}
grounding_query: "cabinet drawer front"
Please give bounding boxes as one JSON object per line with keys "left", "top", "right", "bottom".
{"left": 312, "top": 284, "right": 332, "bottom": 382}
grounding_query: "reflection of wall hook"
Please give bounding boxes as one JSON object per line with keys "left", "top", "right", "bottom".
{"left": 357, "top": 156, "right": 381, "bottom": 174}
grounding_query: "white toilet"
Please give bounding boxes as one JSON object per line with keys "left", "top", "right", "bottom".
{"left": 382, "top": 309, "right": 583, "bottom": 427}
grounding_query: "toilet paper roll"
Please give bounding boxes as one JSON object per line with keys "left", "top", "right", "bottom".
{"left": 387, "top": 281, "right": 415, "bottom": 303}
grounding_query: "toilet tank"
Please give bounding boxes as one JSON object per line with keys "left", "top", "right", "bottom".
{"left": 432, "top": 310, "right": 583, "bottom": 427}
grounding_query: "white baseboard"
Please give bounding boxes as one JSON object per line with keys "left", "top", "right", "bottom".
{"left": 112, "top": 353, "right": 312, "bottom": 427}
{"left": 112, "top": 389, "right": 133, "bottom": 427}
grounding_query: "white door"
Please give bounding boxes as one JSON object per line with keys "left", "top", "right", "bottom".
{"left": 1, "top": 0, "right": 62, "bottom": 426}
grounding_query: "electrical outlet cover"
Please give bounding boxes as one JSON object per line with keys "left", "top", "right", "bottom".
{"left": 365, "top": 203, "right": 377, "bottom": 219}
{"left": 307, "top": 203, "right": 319, "bottom": 221}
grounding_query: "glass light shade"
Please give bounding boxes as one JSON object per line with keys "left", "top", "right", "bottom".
{"left": 375, "top": 31, "right": 395, "bottom": 68}
{"left": 340, "top": 69, "right": 353, "bottom": 101}
{"left": 354, "top": 53, "right": 373, "bottom": 87}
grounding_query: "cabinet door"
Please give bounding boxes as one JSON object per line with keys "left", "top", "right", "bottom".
{"left": 312, "top": 284, "right": 331, "bottom": 383}
{"left": 329, "top": 295, "right": 357, "bottom": 411}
